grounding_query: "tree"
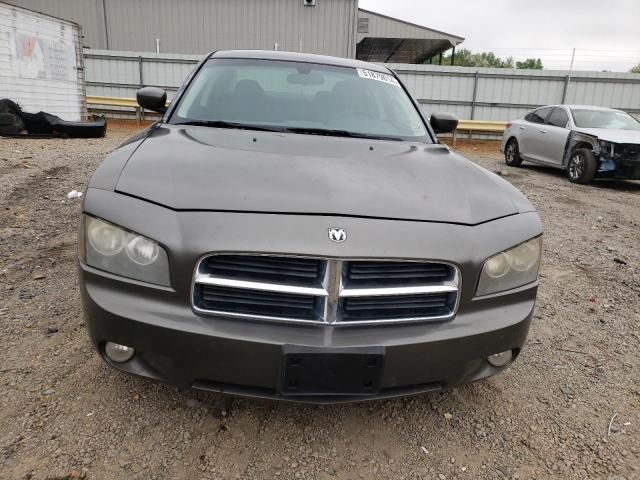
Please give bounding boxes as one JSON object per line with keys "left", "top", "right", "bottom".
{"left": 441, "top": 49, "right": 515, "bottom": 68}
{"left": 516, "top": 58, "right": 544, "bottom": 70}
{"left": 631, "top": 63, "right": 640, "bottom": 74}
{"left": 439, "top": 50, "right": 542, "bottom": 69}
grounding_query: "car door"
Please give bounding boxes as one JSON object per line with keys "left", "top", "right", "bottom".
{"left": 537, "top": 107, "right": 571, "bottom": 166}
{"left": 518, "top": 107, "right": 553, "bottom": 162}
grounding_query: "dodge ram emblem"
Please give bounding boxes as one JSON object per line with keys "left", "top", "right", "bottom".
{"left": 328, "top": 227, "right": 347, "bottom": 243}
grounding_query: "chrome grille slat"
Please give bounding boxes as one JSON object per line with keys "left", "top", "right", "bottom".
{"left": 340, "top": 284, "right": 458, "bottom": 297}
{"left": 196, "top": 275, "right": 328, "bottom": 297}
{"left": 193, "top": 255, "right": 460, "bottom": 325}
{"left": 349, "top": 271, "right": 449, "bottom": 278}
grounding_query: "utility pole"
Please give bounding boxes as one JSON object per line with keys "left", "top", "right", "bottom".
{"left": 563, "top": 48, "right": 576, "bottom": 104}
{"left": 101, "top": 0, "right": 110, "bottom": 49}
{"left": 569, "top": 48, "right": 576, "bottom": 71}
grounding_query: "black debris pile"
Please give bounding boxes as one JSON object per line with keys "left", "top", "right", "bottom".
{"left": 0, "top": 99, "right": 106, "bottom": 138}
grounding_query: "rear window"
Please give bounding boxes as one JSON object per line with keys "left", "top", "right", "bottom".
{"left": 172, "top": 58, "right": 430, "bottom": 142}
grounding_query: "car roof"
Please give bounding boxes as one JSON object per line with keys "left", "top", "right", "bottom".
{"left": 536, "top": 104, "right": 622, "bottom": 113}
{"left": 208, "top": 50, "right": 393, "bottom": 74}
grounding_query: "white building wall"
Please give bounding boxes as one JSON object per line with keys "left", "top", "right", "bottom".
{"left": 0, "top": 3, "right": 86, "bottom": 121}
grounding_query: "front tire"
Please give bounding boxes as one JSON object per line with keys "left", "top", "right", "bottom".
{"left": 505, "top": 139, "right": 523, "bottom": 167}
{"left": 567, "top": 148, "right": 597, "bottom": 184}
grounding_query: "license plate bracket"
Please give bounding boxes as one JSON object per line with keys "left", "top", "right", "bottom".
{"left": 279, "top": 346, "right": 385, "bottom": 396}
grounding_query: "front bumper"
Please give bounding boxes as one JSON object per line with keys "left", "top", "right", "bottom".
{"left": 598, "top": 155, "right": 640, "bottom": 180}
{"left": 81, "top": 261, "right": 536, "bottom": 403}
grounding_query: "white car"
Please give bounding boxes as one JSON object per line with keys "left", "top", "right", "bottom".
{"left": 501, "top": 105, "right": 640, "bottom": 184}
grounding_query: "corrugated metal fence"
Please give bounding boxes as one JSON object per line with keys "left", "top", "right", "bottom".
{"left": 85, "top": 50, "right": 640, "bottom": 121}
{"left": 84, "top": 50, "right": 199, "bottom": 101}
{"left": 389, "top": 64, "right": 640, "bottom": 121}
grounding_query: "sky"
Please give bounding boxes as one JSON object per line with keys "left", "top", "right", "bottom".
{"left": 359, "top": 0, "right": 640, "bottom": 72}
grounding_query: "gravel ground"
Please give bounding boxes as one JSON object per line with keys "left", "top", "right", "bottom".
{"left": 1, "top": 123, "right": 639, "bottom": 480}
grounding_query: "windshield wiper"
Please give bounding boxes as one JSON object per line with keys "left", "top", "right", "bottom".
{"left": 283, "top": 127, "right": 404, "bottom": 141}
{"left": 174, "top": 121, "right": 405, "bottom": 140}
{"left": 174, "top": 120, "right": 284, "bottom": 132}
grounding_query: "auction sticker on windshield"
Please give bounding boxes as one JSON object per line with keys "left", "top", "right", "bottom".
{"left": 356, "top": 68, "right": 400, "bottom": 87}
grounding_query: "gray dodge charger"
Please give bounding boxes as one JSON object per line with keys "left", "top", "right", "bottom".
{"left": 79, "top": 50, "right": 543, "bottom": 403}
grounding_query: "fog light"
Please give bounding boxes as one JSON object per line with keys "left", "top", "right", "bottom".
{"left": 105, "top": 342, "right": 135, "bottom": 363}
{"left": 487, "top": 350, "right": 513, "bottom": 367}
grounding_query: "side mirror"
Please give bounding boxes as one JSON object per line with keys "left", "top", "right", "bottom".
{"left": 430, "top": 112, "right": 459, "bottom": 134}
{"left": 136, "top": 87, "right": 167, "bottom": 113}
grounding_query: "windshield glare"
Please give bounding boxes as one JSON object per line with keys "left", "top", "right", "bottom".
{"left": 172, "top": 59, "right": 430, "bottom": 141}
{"left": 571, "top": 109, "right": 640, "bottom": 130}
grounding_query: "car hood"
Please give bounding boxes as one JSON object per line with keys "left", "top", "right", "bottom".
{"left": 114, "top": 125, "right": 529, "bottom": 225}
{"left": 574, "top": 127, "right": 640, "bottom": 144}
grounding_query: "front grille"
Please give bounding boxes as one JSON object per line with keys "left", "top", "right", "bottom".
{"left": 193, "top": 255, "right": 459, "bottom": 325}
{"left": 340, "top": 292, "right": 456, "bottom": 322}
{"left": 195, "top": 284, "right": 321, "bottom": 321}
{"left": 618, "top": 144, "right": 640, "bottom": 161}
{"left": 201, "top": 255, "right": 324, "bottom": 285}
{"left": 345, "top": 261, "right": 454, "bottom": 287}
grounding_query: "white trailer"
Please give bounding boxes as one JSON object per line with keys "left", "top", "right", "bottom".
{"left": 0, "top": 1, "right": 86, "bottom": 121}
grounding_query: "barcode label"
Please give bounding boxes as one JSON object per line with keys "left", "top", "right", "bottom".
{"left": 356, "top": 68, "right": 400, "bottom": 87}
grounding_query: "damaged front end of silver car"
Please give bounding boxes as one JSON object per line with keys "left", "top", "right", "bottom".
{"left": 564, "top": 131, "right": 640, "bottom": 180}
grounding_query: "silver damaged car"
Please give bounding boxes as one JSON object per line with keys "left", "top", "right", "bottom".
{"left": 502, "top": 105, "right": 640, "bottom": 184}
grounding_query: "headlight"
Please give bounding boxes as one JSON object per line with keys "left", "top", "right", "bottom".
{"left": 87, "top": 217, "right": 126, "bottom": 256}
{"left": 598, "top": 140, "right": 614, "bottom": 157}
{"left": 476, "top": 237, "right": 542, "bottom": 296}
{"left": 125, "top": 235, "right": 160, "bottom": 266}
{"left": 81, "top": 215, "right": 171, "bottom": 286}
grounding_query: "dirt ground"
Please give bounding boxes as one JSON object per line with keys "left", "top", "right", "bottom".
{"left": 1, "top": 123, "right": 639, "bottom": 480}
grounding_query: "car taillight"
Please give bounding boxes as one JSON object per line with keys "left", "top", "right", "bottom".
{"left": 506, "top": 122, "right": 512, "bottom": 129}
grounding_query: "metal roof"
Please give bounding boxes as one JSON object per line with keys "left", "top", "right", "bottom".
{"left": 356, "top": 8, "right": 464, "bottom": 64}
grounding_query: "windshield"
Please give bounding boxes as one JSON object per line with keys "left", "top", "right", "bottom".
{"left": 171, "top": 58, "right": 430, "bottom": 142}
{"left": 571, "top": 109, "right": 640, "bottom": 130}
